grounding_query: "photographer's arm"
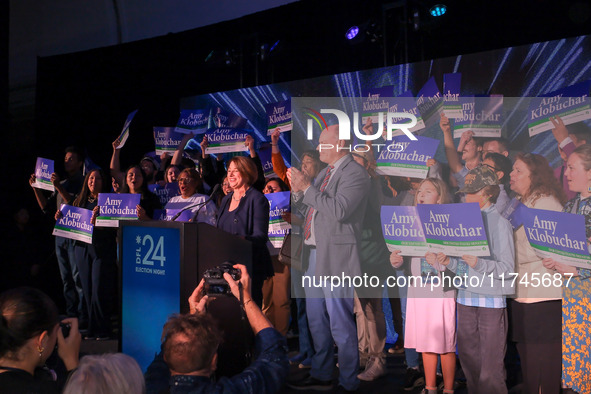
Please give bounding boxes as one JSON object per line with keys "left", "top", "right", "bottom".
{"left": 224, "top": 264, "right": 272, "bottom": 335}
{"left": 56, "top": 317, "right": 81, "bottom": 371}
{"left": 188, "top": 266, "right": 273, "bottom": 335}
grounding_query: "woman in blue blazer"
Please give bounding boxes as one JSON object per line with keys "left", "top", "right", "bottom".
{"left": 217, "top": 156, "right": 273, "bottom": 306}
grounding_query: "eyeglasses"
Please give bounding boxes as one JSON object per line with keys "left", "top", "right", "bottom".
{"left": 178, "top": 178, "right": 194, "bottom": 184}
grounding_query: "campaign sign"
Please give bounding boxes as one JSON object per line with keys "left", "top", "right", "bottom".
{"left": 153, "top": 127, "right": 184, "bottom": 155}
{"left": 266, "top": 100, "right": 292, "bottom": 134}
{"left": 52, "top": 204, "right": 94, "bottom": 244}
{"left": 501, "top": 198, "right": 529, "bottom": 230}
{"left": 95, "top": 193, "right": 141, "bottom": 227}
{"left": 117, "top": 109, "right": 138, "bottom": 149}
{"left": 148, "top": 183, "right": 180, "bottom": 206}
{"left": 452, "top": 96, "right": 476, "bottom": 137}
{"left": 266, "top": 190, "right": 290, "bottom": 248}
{"left": 269, "top": 227, "right": 288, "bottom": 249}
{"left": 175, "top": 109, "right": 209, "bottom": 134}
{"left": 258, "top": 144, "right": 276, "bottom": 178}
{"left": 416, "top": 77, "right": 443, "bottom": 128}
{"left": 162, "top": 200, "right": 203, "bottom": 222}
{"left": 381, "top": 206, "right": 428, "bottom": 256}
{"left": 210, "top": 107, "right": 248, "bottom": 129}
{"left": 204, "top": 128, "right": 250, "bottom": 154}
{"left": 417, "top": 203, "right": 490, "bottom": 256}
{"left": 375, "top": 135, "right": 439, "bottom": 178}
{"left": 153, "top": 209, "right": 168, "bottom": 221}
{"left": 361, "top": 86, "right": 393, "bottom": 124}
{"left": 521, "top": 208, "right": 591, "bottom": 269}
{"left": 121, "top": 225, "right": 180, "bottom": 371}
{"left": 266, "top": 191, "right": 291, "bottom": 232}
{"left": 153, "top": 208, "right": 194, "bottom": 222}
{"left": 442, "top": 73, "right": 463, "bottom": 119}
{"left": 453, "top": 96, "right": 503, "bottom": 138}
{"left": 388, "top": 90, "right": 425, "bottom": 136}
{"left": 32, "top": 157, "right": 55, "bottom": 191}
{"left": 528, "top": 80, "right": 591, "bottom": 137}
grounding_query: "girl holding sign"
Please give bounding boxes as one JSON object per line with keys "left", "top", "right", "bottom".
{"left": 390, "top": 178, "right": 455, "bottom": 394}
{"left": 542, "top": 144, "right": 591, "bottom": 394}
{"left": 74, "top": 170, "right": 116, "bottom": 340}
{"left": 56, "top": 169, "right": 116, "bottom": 340}
{"left": 121, "top": 165, "right": 162, "bottom": 220}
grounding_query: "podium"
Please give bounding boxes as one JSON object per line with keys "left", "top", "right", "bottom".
{"left": 118, "top": 220, "right": 252, "bottom": 371}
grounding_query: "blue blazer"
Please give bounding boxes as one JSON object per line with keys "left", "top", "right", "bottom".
{"left": 217, "top": 187, "right": 273, "bottom": 279}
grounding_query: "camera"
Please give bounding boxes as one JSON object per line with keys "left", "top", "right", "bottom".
{"left": 60, "top": 322, "right": 71, "bottom": 338}
{"left": 203, "top": 261, "right": 241, "bottom": 295}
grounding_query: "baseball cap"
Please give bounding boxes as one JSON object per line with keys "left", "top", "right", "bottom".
{"left": 458, "top": 165, "right": 498, "bottom": 194}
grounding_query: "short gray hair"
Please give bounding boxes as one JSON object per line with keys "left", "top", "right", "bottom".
{"left": 63, "top": 353, "right": 145, "bottom": 394}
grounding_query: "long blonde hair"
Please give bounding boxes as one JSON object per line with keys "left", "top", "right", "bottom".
{"left": 414, "top": 178, "right": 451, "bottom": 206}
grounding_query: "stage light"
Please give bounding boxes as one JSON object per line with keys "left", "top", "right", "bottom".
{"left": 429, "top": 4, "right": 447, "bottom": 17}
{"left": 269, "top": 40, "right": 280, "bottom": 53}
{"left": 346, "top": 26, "right": 360, "bottom": 40}
{"left": 224, "top": 49, "right": 236, "bottom": 66}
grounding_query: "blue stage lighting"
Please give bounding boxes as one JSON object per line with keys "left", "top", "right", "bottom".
{"left": 346, "top": 26, "right": 359, "bottom": 40}
{"left": 270, "top": 40, "right": 280, "bottom": 52}
{"left": 430, "top": 4, "right": 447, "bottom": 17}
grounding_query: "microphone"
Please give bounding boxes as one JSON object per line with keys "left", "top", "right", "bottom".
{"left": 169, "top": 184, "right": 221, "bottom": 222}
{"left": 190, "top": 184, "right": 221, "bottom": 222}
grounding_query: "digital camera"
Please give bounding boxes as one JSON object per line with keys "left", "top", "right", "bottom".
{"left": 203, "top": 261, "right": 241, "bottom": 295}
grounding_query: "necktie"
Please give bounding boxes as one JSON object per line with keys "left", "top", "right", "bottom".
{"left": 303, "top": 166, "right": 334, "bottom": 240}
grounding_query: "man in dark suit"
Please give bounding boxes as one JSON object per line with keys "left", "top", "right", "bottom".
{"left": 287, "top": 124, "right": 369, "bottom": 392}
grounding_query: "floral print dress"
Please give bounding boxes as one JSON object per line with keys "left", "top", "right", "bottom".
{"left": 562, "top": 195, "right": 591, "bottom": 393}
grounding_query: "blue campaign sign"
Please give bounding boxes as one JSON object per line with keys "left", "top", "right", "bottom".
{"left": 443, "top": 73, "right": 462, "bottom": 119}
{"left": 265, "top": 99, "right": 292, "bottom": 134}
{"left": 121, "top": 225, "right": 181, "bottom": 372}
{"left": 528, "top": 80, "right": 591, "bottom": 137}
{"left": 416, "top": 76, "right": 443, "bottom": 128}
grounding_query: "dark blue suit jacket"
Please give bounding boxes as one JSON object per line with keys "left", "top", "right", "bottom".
{"left": 217, "top": 187, "right": 273, "bottom": 280}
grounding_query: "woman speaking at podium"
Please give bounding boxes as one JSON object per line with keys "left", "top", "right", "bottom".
{"left": 216, "top": 156, "right": 273, "bottom": 307}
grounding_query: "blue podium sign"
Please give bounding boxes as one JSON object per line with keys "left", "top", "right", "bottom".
{"left": 121, "top": 224, "right": 181, "bottom": 371}
{"left": 119, "top": 221, "right": 252, "bottom": 374}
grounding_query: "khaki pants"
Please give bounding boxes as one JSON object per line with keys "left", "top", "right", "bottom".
{"left": 262, "top": 256, "right": 291, "bottom": 336}
{"left": 354, "top": 289, "right": 386, "bottom": 363}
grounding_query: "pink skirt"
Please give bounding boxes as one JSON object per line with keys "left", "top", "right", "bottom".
{"left": 405, "top": 296, "right": 456, "bottom": 354}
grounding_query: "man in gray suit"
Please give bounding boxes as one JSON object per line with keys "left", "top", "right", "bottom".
{"left": 287, "top": 124, "right": 369, "bottom": 392}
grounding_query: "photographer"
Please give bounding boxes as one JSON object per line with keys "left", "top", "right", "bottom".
{"left": 0, "top": 287, "right": 81, "bottom": 393}
{"left": 144, "top": 264, "right": 289, "bottom": 394}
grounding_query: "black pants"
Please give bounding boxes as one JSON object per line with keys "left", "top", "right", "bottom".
{"left": 511, "top": 300, "right": 562, "bottom": 394}
{"left": 74, "top": 240, "right": 117, "bottom": 337}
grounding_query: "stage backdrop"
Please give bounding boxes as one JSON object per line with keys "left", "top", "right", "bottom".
{"left": 180, "top": 34, "right": 591, "bottom": 170}
{"left": 178, "top": 34, "right": 591, "bottom": 344}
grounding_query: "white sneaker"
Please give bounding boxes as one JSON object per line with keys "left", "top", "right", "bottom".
{"left": 357, "top": 356, "right": 386, "bottom": 381}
